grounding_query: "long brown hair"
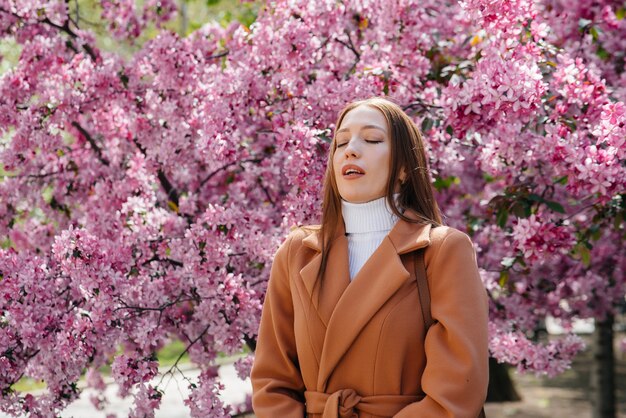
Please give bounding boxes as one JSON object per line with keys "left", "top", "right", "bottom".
{"left": 316, "top": 97, "right": 443, "bottom": 280}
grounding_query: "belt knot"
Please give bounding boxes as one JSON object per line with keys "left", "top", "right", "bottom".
{"left": 327, "top": 389, "right": 361, "bottom": 418}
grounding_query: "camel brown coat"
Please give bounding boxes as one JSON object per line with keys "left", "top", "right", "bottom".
{"left": 251, "top": 213, "right": 489, "bottom": 418}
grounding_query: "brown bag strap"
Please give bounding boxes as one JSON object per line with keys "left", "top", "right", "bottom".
{"left": 413, "top": 250, "right": 433, "bottom": 329}
{"left": 413, "top": 250, "right": 487, "bottom": 418}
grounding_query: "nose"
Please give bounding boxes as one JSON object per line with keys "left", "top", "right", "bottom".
{"left": 343, "top": 139, "right": 360, "bottom": 158}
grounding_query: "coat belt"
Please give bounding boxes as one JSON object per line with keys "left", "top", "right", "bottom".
{"left": 305, "top": 389, "right": 422, "bottom": 418}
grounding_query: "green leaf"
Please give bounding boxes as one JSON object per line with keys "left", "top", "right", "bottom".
{"left": 433, "top": 176, "right": 459, "bottom": 191}
{"left": 167, "top": 200, "right": 179, "bottom": 213}
{"left": 545, "top": 200, "right": 566, "bottom": 213}
{"left": 616, "top": 8, "right": 625, "bottom": 20}
{"left": 445, "top": 125, "right": 454, "bottom": 135}
{"left": 562, "top": 118, "right": 577, "bottom": 131}
{"left": 499, "top": 271, "right": 509, "bottom": 287}
{"left": 496, "top": 208, "right": 509, "bottom": 228}
{"left": 592, "top": 229, "right": 602, "bottom": 241}
{"left": 318, "top": 133, "right": 332, "bottom": 143}
{"left": 511, "top": 201, "right": 531, "bottom": 218}
{"left": 614, "top": 212, "right": 623, "bottom": 229}
{"left": 41, "top": 185, "right": 54, "bottom": 204}
{"left": 421, "top": 117, "right": 434, "bottom": 133}
{"left": 596, "top": 44, "right": 610, "bottom": 61}
{"left": 580, "top": 245, "right": 591, "bottom": 267}
{"left": 554, "top": 175, "right": 568, "bottom": 185}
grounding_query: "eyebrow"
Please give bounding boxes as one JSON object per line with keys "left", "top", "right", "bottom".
{"left": 336, "top": 125, "right": 387, "bottom": 134}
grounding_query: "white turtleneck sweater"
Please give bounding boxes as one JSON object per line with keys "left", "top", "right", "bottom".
{"left": 341, "top": 196, "right": 400, "bottom": 280}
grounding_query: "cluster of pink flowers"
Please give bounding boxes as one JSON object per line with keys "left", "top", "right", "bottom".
{"left": 444, "top": 47, "right": 546, "bottom": 135}
{"left": 512, "top": 214, "right": 576, "bottom": 263}
{"left": 100, "top": 0, "right": 177, "bottom": 40}
{"left": 184, "top": 368, "right": 229, "bottom": 418}
{"left": 488, "top": 322, "right": 586, "bottom": 377}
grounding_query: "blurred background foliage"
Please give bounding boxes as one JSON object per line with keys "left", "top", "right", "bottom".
{"left": 0, "top": 0, "right": 261, "bottom": 75}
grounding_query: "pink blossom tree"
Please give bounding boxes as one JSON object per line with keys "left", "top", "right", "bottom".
{"left": 0, "top": 0, "right": 624, "bottom": 417}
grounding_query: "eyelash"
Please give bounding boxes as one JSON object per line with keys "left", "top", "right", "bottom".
{"left": 336, "top": 139, "right": 382, "bottom": 148}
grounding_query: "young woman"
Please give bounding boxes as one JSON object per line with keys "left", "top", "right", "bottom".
{"left": 251, "top": 97, "right": 489, "bottom": 418}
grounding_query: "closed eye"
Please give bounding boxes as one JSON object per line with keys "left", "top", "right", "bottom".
{"left": 336, "top": 138, "right": 382, "bottom": 148}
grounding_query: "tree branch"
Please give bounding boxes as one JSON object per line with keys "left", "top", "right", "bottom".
{"left": 70, "top": 122, "right": 110, "bottom": 166}
{"left": 208, "top": 50, "right": 229, "bottom": 60}
{"left": 156, "top": 323, "right": 212, "bottom": 387}
{"left": 141, "top": 255, "right": 184, "bottom": 268}
{"left": 132, "top": 137, "right": 182, "bottom": 208}
{"left": 45, "top": 16, "right": 98, "bottom": 61}
{"left": 0, "top": 6, "right": 97, "bottom": 61}
{"left": 199, "top": 158, "right": 262, "bottom": 188}
{"left": 258, "top": 178, "right": 275, "bottom": 207}
{"left": 337, "top": 31, "right": 361, "bottom": 79}
{"left": 157, "top": 169, "right": 180, "bottom": 207}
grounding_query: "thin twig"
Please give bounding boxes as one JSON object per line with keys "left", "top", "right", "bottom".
{"left": 157, "top": 323, "right": 212, "bottom": 386}
{"left": 258, "top": 179, "right": 275, "bottom": 207}
{"left": 207, "top": 50, "right": 229, "bottom": 60}
{"left": 199, "top": 158, "right": 262, "bottom": 188}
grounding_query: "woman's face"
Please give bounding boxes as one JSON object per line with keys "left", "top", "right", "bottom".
{"left": 333, "top": 105, "right": 392, "bottom": 203}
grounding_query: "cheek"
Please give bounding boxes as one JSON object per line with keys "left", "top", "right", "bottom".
{"left": 378, "top": 155, "right": 391, "bottom": 185}
{"left": 376, "top": 151, "right": 392, "bottom": 181}
{"left": 332, "top": 154, "right": 342, "bottom": 175}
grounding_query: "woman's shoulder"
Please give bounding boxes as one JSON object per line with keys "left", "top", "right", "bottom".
{"left": 284, "top": 224, "right": 320, "bottom": 242}
{"left": 428, "top": 224, "right": 474, "bottom": 250}
{"left": 424, "top": 225, "right": 479, "bottom": 279}
{"left": 275, "top": 224, "right": 321, "bottom": 254}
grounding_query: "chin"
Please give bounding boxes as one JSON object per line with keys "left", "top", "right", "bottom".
{"left": 341, "top": 195, "right": 373, "bottom": 204}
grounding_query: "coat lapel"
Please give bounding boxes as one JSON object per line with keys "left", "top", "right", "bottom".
{"left": 300, "top": 223, "right": 351, "bottom": 327}
{"left": 316, "top": 211, "right": 432, "bottom": 390}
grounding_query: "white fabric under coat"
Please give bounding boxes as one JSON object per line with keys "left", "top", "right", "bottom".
{"left": 341, "top": 195, "right": 399, "bottom": 279}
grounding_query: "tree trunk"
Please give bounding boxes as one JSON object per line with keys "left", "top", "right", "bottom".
{"left": 591, "top": 314, "right": 616, "bottom": 418}
{"left": 179, "top": 0, "right": 189, "bottom": 36}
{"left": 486, "top": 357, "right": 522, "bottom": 402}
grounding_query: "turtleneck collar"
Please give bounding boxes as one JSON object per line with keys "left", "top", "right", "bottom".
{"left": 341, "top": 195, "right": 400, "bottom": 234}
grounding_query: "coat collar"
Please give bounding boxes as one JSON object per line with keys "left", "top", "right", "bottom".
{"left": 297, "top": 209, "right": 433, "bottom": 391}
{"left": 301, "top": 209, "right": 432, "bottom": 255}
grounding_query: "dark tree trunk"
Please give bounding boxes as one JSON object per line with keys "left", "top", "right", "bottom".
{"left": 486, "top": 357, "right": 522, "bottom": 402}
{"left": 592, "top": 314, "right": 616, "bottom": 418}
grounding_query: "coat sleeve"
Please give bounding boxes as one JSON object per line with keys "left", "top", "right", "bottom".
{"left": 251, "top": 231, "right": 306, "bottom": 418}
{"left": 394, "top": 228, "right": 489, "bottom": 418}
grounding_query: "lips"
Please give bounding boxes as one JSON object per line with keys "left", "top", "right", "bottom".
{"left": 342, "top": 164, "right": 365, "bottom": 177}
